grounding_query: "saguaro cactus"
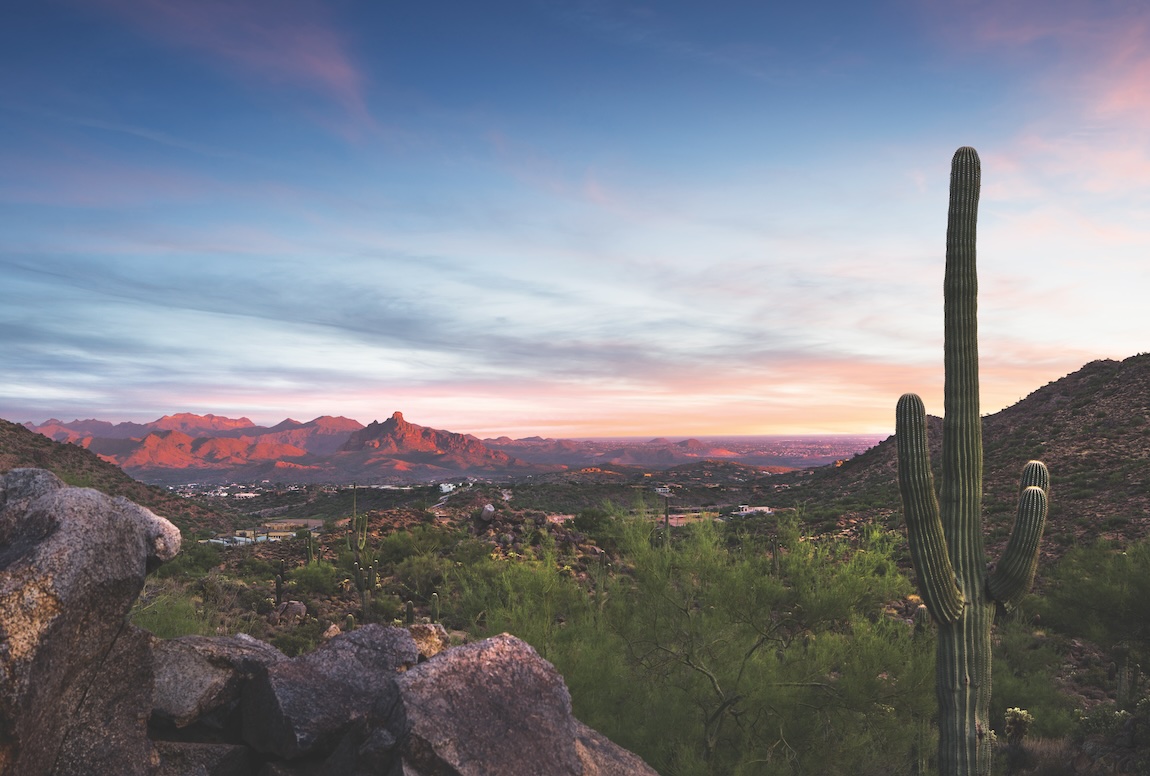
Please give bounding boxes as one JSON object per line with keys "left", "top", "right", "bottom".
{"left": 896, "top": 146, "right": 1050, "bottom": 776}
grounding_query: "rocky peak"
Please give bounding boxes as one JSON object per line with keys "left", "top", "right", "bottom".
{"left": 152, "top": 413, "right": 257, "bottom": 435}
{"left": 342, "top": 413, "right": 513, "bottom": 466}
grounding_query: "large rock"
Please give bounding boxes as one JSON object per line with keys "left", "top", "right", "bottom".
{"left": 0, "top": 468, "right": 181, "bottom": 776}
{"left": 242, "top": 624, "right": 419, "bottom": 759}
{"left": 53, "top": 624, "right": 158, "bottom": 776}
{"left": 153, "top": 633, "right": 286, "bottom": 734}
{"left": 390, "top": 633, "right": 654, "bottom": 776}
{"left": 323, "top": 633, "right": 660, "bottom": 775}
{"left": 153, "top": 740, "right": 252, "bottom": 776}
{"left": 573, "top": 721, "right": 660, "bottom": 776}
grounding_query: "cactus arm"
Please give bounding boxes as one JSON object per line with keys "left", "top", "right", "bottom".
{"left": 987, "top": 462, "right": 1050, "bottom": 609}
{"left": 897, "top": 392, "right": 964, "bottom": 623}
{"left": 1018, "top": 460, "right": 1050, "bottom": 493}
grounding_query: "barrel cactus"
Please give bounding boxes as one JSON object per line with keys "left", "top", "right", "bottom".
{"left": 896, "top": 146, "right": 1051, "bottom": 775}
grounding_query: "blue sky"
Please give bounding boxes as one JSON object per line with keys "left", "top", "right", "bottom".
{"left": 3, "top": 0, "right": 1149, "bottom": 437}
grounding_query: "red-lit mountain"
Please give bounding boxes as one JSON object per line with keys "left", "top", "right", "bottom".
{"left": 20, "top": 412, "right": 548, "bottom": 484}
{"left": 18, "top": 411, "right": 885, "bottom": 485}
{"left": 339, "top": 411, "right": 521, "bottom": 470}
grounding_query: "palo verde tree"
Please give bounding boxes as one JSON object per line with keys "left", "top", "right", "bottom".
{"left": 895, "top": 146, "right": 1051, "bottom": 776}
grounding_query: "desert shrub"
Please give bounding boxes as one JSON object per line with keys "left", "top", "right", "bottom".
{"left": 377, "top": 524, "right": 455, "bottom": 567}
{"left": 1073, "top": 704, "right": 1131, "bottom": 741}
{"left": 571, "top": 507, "right": 610, "bottom": 537}
{"left": 393, "top": 553, "right": 451, "bottom": 601}
{"left": 234, "top": 553, "right": 277, "bottom": 581}
{"left": 271, "top": 618, "right": 327, "bottom": 657}
{"left": 992, "top": 617, "right": 1077, "bottom": 738}
{"left": 448, "top": 538, "right": 492, "bottom": 566}
{"left": 453, "top": 514, "right": 935, "bottom": 775}
{"left": 1037, "top": 538, "right": 1150, "bottom": 707}
{"left": 152, "top": 540, "right": 221, "bottom": 579}
{"left": 130, "top": 580, "right": 216, "bottom": 638}
{"left": 290, "top": 561, "right": 340, "bottom": 596}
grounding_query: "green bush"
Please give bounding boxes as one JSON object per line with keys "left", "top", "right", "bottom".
{"left": 1073, "top": 704, "right": 1131, "bottom": 741}
{"left": 377, "top": 524, "right": 456, "bottom": 566}
{"left": 1037, "top": 538, "right": 1150, "bottom": 707}
{"left": 271, "top": 618, "right": 327, "bottom": 657}
{"left": 153, "top": 540, "right": 221, "bottom": 579}
{"left": 991, "top": 617, "right": 1076, "bottom": 738}
{"left": 571, "top": 507, "right": 610, "bottom": 537}
{"left": 234, "top": 553, "right": 277, "bottom": 581}
{"left": 130, "top": 584, "right": 215, "bottom": 639}
{"left": 290, "top": 561, "right": 341, "bottom": 596}
{"left": 448, "top": 515, "right": 936, "bottom": 775}
{"left": 393, "top": 553, "right": 451, "bottom": 601}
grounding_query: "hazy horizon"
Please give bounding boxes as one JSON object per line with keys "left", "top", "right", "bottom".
{"left": 12, "top": 411, "right": 890, "bottom": 443}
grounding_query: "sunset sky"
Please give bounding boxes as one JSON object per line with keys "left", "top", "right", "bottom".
{"left": 3, "top": 1, "right": 1149, "bottom": 437}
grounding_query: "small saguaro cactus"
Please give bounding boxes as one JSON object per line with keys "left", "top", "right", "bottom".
{"left": 275, "top": 559, "right": 286, "bottom": 606}
{"left": 305, "top": 532, "right": 317, "bottom": 566}
{"left": 352, "top": 558, "right": 377, "bottom": 619}
{"left": 896, "top": 147, "right": 1051, "bottom": 776}
{"left": 347, "top": 483, "right": 368, "bottom": 554}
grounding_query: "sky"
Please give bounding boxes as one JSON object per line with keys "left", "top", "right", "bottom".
{"left": 3, "top": 0, "right": 1150, "bottom": 438}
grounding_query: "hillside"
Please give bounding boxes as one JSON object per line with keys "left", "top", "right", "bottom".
{"left": 0, "top": 418, "right": 234, "bottom": 535}
{"left": 783, "top": 353, "right": 1150, "bottom": 557}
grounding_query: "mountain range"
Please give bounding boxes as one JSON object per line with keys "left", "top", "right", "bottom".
{"left": 19, "top": 411, "right": 869, "bottom": 485}
{"left": 21, "top": 412, "right": 538, "bottom": 485}
{"left": 6, "top": 353, "right": 1150, "bottom": 549}
{"left": 14, "top": 352, "right": 1150, "bottom": 509}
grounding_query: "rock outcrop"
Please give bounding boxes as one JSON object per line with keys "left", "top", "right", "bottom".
{"left": 0, "top": 469, "right": 658, "bottom": 776}
{"left": 0, "top": 468, "right": 181, "bottom": 775}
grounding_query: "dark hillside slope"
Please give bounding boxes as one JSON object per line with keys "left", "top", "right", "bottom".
{"left": 0, "top": 417, "right": 233, "bottom": 534}
{"left": 789, "top": 353, "right": 1150, "bottom": 556}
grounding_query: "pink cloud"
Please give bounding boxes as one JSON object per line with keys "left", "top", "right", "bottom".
{"left": 0, "top": 148, "right": 216, "bottom": 208}
{"left": 917, "top": 2, "right": 1150, "bottom": 195}
{"left": 98, "top": 0, "right": 373, "bottom": 134}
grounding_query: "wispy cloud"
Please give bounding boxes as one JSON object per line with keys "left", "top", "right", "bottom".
{"left": 95, "top": 0, "right": 374, "bottom": 135}
{"left": 543, "top": 1, "right": 815, "bottom": 83}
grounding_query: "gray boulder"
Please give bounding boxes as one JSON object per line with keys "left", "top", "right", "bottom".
{"left": 574, "top": 721, "right": 660, "bottom": 776}
{"left": 153, "top": 633, "right": 286, "bottom": 733}
{"left": 325, "top": 633, "right": 660, "bottom": 775}
{"left": 153, "top": 740, "right": 252, "bottom": 776}
{"left": 52, "top": 624, "right": 158, "bottom": 776}
{"left": 242, "top": 624, "right": 419, "bottom": 759}
{"left": 391, "top": 634, "right": 599, "bottom": 776}
{"left": 0, "top": 468, "right": 180, "bottom": 776}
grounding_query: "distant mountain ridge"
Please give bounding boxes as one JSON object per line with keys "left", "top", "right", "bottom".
{"left": 21, "top": 411, "right": 548, "bottom": 485}
{"left": 17, "top": 411, "right": 876, "bottom": 485}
